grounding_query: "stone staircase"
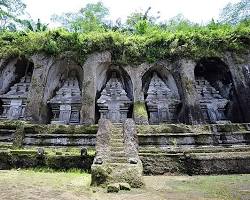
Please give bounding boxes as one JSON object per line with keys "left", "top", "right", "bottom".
{"left": 91, "top": 119, "right": 144, "bottom": 188}
{"left": 0, "top": 128, "right": 15, "bottom": 149}
{"left": 107, "top": 126, "right": 127, "bottom": 164}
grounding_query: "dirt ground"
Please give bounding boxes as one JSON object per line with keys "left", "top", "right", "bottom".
{"left": 0, "top": 170, "right": 249, "bottom": 200}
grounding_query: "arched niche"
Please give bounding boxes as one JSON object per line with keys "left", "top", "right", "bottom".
{"left": 0, "top": 57, "right": 34, "bottom": 94}
{"left": 0, "top": 57, "right": 34, "bottom": 120}
{"left": 44, "top": 62, "right": 83, "bottom": 124}
{"left": 142, "top": 66, "right": 181, "bottom": 124}
{"left": 95, "top": 65, "right": 133, "bottom": 123}
{"left": 194, "top": 57, "right": 242, "bottom": 123}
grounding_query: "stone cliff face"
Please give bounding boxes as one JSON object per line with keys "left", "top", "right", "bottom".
{"left": 0, "top": 51, "right": 249, "bottom": 125}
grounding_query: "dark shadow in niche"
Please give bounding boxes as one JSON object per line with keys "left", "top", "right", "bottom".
{"left": 0, "top": 99, "right": 3, "bottom": 116}
{"left": 194, "top": 57, "right": 243, "bottom": 123}
{"left": 142, "top": 66, "right": 181, "bottom": 124}
{"left": 9, "top": 57, "right": 34, "bottom": 92}
{"left": 95, "top": 66, "right": 133, "bottom": 123}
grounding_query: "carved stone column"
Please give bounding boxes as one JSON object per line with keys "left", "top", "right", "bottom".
{"left": 176, "top": 59, "right": 204, "bottom": 124}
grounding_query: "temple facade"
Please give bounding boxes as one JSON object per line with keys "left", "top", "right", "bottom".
{"left": 97, "top": 71, "right": 132, "bottom": 123}
{"left": 0, "top": 75, "right": 31, "bottom": 120}
{"left": 195, "top": 78, "right": 229, "bottom": 123}
{"left": 48, "top": 75, "right": 82, "bottom": 125}
{"left": 145, "top": 73, "right": 180, "bottom": 124}
{"left": 0, "top": 53, "right": 248, "bottom": 125}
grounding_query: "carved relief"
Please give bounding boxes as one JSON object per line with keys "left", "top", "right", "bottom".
{"left": 146, "top": 73, "right": 180, "bottom": 124}
{"left": 195, "top": 78, "right": 229, "bottom": 123}
{"left": 0, "top": 75, "right": 31, "bottom": 120}
{"left": 48, "top": 74, "right": 82, "bottom": 124}
{"left": 97, "top": 71, "right": 132, "bottom": 123}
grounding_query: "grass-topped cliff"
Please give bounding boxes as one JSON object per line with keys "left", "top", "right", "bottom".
{"left": 0, "top": 19, "right": 249, "bottom": 65}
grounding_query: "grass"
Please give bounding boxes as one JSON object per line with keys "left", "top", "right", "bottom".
{"left": 163, "top": 175, "right": 250, "bottom": 200}
{"left": 0, "top": 170, "right": 249, "bottom": 200}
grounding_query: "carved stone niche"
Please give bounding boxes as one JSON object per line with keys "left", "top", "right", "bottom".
{"left": 195, "top": 78, "right": 229, "bottom": 123}
{"left": 146, "top": 73, "right": 180, "bottom": 124}
{"left": 48, "top": 74, "right": 82, "bottom": 125}
{"left": 97, "top": 71, "right": 132, "bottom": 123}
{"left": 0, "top": 75, "right": 31, "bottom": 120}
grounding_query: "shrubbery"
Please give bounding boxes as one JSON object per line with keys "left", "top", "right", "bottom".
{"left": 0, "top": 19, "right": 249, "bottom": 65}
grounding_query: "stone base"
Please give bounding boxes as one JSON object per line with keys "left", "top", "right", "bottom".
{"left": 51, "top": 121, "right": 66, "bottom": 125}
{"left": 91, "top": 162, "right": 144, "bottom": 188}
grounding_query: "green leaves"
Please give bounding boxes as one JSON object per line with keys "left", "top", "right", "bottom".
{"left": 51, "top": 2, "right": 109, "bottom": 33}
{"left": 0, "top": 19, "right": 249, "bottom": 64}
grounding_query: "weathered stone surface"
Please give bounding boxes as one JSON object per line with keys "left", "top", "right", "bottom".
{"left": 0, "top": 75, "right": 31, "bottom": 120}
{"left": 81, "top": 51, "right": 112, "bottom": 124}
{"left": 48, "top": 72, "right": 82, "bottom": 125}
{"left": 146, "top": 73, "right": 180, "bottom": 124}
{"left": 195, "top": 78, "right": 229, "bottom": 123}
{"left": 92, "top": 119, "right": 144, "bottom": 188}
{"left": 97, "top": 71, "right": 132, "bottom": 123}
{"left": 107, "top": 183, "right": 120, "bottom": 193}
{"left": 119, "top": 182, "right": 131, "bottom": 191}
{"left": 0, "top": 58, "right": 18, "bottom": 95}
{"left": 123, "top": 119, "right": 139, "bottom": 162}
{"left": 93, "top": 119, "right": 112, "bottom": 164}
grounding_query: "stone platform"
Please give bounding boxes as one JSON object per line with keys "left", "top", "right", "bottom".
{"left": 0, "top": 120, "right": 249, "bottom": 176}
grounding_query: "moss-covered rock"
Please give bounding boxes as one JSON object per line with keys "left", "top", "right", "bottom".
{"left": 91, "top": 163, "right": 144, "bottom": 188}
{"left": 133, "top": 101, "right": 148, "bottom": 125}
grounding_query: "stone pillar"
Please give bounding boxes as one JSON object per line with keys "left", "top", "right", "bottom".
{"left": 0, "top": 58, "right": 18, "bottom": 95}
{"left": 81, "top": 51, "right": 111, "bottom": 124}
{"left": 176, "top": 59, "right": 204, "bottom": 124}
{"left": 224, "top": 52, "right": 250, "bottom": 122}
{"left": 24, "top": 54, "right": 54, "bottom": 123}
{"left": 129, "top": 65, "right": 149, "bottom": 124}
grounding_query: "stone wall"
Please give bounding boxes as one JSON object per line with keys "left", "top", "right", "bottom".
{"left": 0, "top": 51, "right": 249, "bottom": 125}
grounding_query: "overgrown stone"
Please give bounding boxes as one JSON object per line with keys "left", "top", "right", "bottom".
{"left": 107, "top": 183, "right": 120, "bottom": 193}
{"left": 119, "top": 182, "right": 131, "bottom": 191}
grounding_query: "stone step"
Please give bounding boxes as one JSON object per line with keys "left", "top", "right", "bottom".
{"left": 110, "top": 138, "right": 123, "bottom": 143}
{"left": 0, "top": 137, "right": 13, "bottom": 142}
{"left": 0, "top": 129, "right": 15, "bottom": 132}
{"left": 110, "top": 143, "right": 124, "bottom": 148}
{"left": 107, "top": 157, "right": 128, "bottom": 163}
{"left": 111, "top": 132, "right": 122, "bottom": 136}
{"left": 0, "top": 129, "right": 15, "bottom": 136}
{"left": 111, "top": 147, "right": 124, "bottom": 152}
{"left": 107, "top": 163, "right": 133, "bottom": 168}
{"left": 110, "top": 152, "right": 126, "bottom": 157}
{"left": 0, "top": 141, "right": 13, "bottom": 148}
{"left": 111, "top": 128, "right": 123, "bottom": 133}
{"left": 110, "top": 135, "right": 123, "bottom": 139}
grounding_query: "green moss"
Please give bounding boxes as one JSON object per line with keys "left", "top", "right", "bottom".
{"left": 134, "top": 101, "right": 148, "bottom": 119}
{"left": 215, "top": 123, "right": 246, "bottom": 132}
{"left": 10, "top": 149, "right": 37, "bottom": 155}
{"left": 0, "top": 120, "right": 27, "bottom": 129}
{"left": 0, "top": 20, "right": 249, "bottom": 65}
{"left": 137, "top": 124, "right": 192, "bottom": 134}
{"left": 13, "top": 125, "right": 25, "bottom": 148}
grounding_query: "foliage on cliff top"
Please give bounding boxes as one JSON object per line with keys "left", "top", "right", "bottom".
{"left": 0, "top": 19, "right": 249, "bottom": 64}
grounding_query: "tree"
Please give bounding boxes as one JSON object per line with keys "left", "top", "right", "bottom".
{"left": 0, "top": 0, "right": 26, "bottom": 31}
{"left": 51, "top": 1, "right": 109, "bottom": 32}
{"left": 22, "top": 18, "right": 48, "bottom": 32}
{"left": 219, "top": 0, "right": 250, "bottom": 24}
{"left": 161, "top": 14, "right": 195, "bottom": 31}
{"left": 126, "top": 7, "right": 160, "bottom": 34}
